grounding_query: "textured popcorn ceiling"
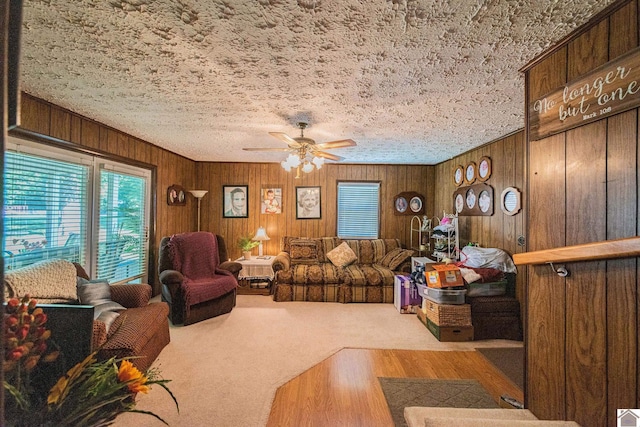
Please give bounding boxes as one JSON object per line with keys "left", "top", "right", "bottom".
{"left": 20, "top": 0, "right": 613, "bottom": 164}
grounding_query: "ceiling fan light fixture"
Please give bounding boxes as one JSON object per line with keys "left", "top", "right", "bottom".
{"left": 281, "top": 160, "right": 292, "bottom": 172}
{"left": 312, "top": 156, "right": 324, "bottom": 169}
{"left": 302, "top": 161, "right": 314, "bottom": 173}
{"left": 286, "top": 153, "right": 301, "bottom": 168}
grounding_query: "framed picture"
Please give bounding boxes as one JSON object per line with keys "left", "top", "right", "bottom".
{"left": 477, "top": 156, "right": 492, "bottom": 182}
{"left": 261, "top": 187, "right": 282, "bottom": 214}
{"left": 464, "top": 161, "right": 477, "bottom": 185}
{"left": 409, "top": 196, "right": 423, "bottom": 213}
{"left": 394, "top": 192, "right": 424, "bottom": 215}
{"left": 223, "top": 185, "right": 248, "bottom": 218}
{"left": 453, "top": 183, "right": 493, "bottom": 216}
{"left": 453, "top": 165, "right": 464, "bottom": 186}
{"left": 167, "top": 185, "right": 186, "bottom": 206}
{"left": 296, "top": 186, "right": 321, "bottom": 219}
{"left": 395, "top": 196, "right": 408, "bottom": 214}
{"left": 465, "top": 188, "right": 476, "bottom": 209}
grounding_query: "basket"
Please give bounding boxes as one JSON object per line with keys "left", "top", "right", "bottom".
{"left": 423, "top": 299, "right": 471, "bottom": 326}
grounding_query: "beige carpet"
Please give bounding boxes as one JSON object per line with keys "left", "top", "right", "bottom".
{"left": 114, "top": 295, "right": 521, "bottom": 427}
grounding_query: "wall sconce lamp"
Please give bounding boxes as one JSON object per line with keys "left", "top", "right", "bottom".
{"left": 252, "top": 226, "right": 270, "bottom": 257}
{"left": 189, "top": 190, "right": 208, "bottom": 231}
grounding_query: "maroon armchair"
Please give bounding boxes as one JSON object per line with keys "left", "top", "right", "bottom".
{"left": 158, "top": 232, "right": 241, "bottom": 325}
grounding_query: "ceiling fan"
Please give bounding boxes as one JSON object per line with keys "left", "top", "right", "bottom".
{"left": 243, "top": 122, "right": 356, "bottom": 178}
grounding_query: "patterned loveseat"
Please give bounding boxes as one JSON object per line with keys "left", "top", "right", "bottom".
{"left": 272, "top": 237, "right": 415, "bottom": 303}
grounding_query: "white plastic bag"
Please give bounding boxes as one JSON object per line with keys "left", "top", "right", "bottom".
{"left": 460, "top": 246, "right": 517, "bottom": 273}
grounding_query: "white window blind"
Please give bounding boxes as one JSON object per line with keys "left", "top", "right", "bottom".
{"left": 4, "top": 150, "right": 89, "bottom": 271}
{"left": 337, "top": 182, "right": 380, "bottom": 239}
{"left": 95, "top": 167, "right": 148, "bottom": 283}
{"left": 4, "top": 138, "right": 151, "bottom": 284}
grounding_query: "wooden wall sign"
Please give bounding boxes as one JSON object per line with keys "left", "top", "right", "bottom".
{"left": 453, "top": 183, "right": 493, "bottom": 216}
{"left": 529, "top": 46, "right": 640, "bottom": 140}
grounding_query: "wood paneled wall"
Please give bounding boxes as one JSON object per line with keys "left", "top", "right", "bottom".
{"left": 196, "top": 162, "right": 434, "bottom": 261}
{"left": 15, "top": 94, "right": 198, "bottom": 293}
{"left": 433, "top": 131, "right": 527, "bottom": 304}
{"left": 523, "top": 1, "right": 639, "bottom": 426}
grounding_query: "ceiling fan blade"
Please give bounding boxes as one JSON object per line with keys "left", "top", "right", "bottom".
{"left": 315, "top": 139, "right": 356, "bottom": 149}
{"left": 268, "top": 132, "right": 301, "bottom": 148}
{"left": 242, "top": 147, "right": 291, "bottom": 152}
{"left": 314, "top": 151, "right": 344, "bottom": 161}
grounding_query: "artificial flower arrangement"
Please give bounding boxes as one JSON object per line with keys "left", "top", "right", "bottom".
{"left": 4, "top": 295, "right": 179, "bottom": 426}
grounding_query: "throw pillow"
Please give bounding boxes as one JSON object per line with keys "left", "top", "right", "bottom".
{"left": 77, "top": 278, "right": 113, "bottom": 306}
{"left": 326, "top": 242, "right": 358, "bottom": 268}
{"left": 379, "top": 247, "right": 403, "bottom": 267}
{"left": 380, "top": 248, "right": 414, "bottom": 270}
{"left": 76, "top": 278, "right": 125, "bottom": 333}
{"left": 290, "top": 239, "right": 319, "bottom": 264}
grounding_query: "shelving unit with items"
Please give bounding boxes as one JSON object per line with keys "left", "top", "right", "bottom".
{"left": 410, "top": 215, "right": 433, "bottom": 257}
{"left": 431, "top": 212, "right": 459, "bottom": 262}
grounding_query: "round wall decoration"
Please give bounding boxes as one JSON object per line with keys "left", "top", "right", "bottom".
{"left": 455, "top": 193, "right": 464, "bottom": 213}
{"left": 477, "top": 156, "right": 492, "bottom": 182}
{"left": 395, "top": 196, "right": 407, "bottom": 213}
{"left": 464, "top": 161, "right": 476, "bottom": 185}
{"left": 409, "top": 196, "right": 423, "bottom": 213}
{"left": 454, "top": 165, "right": 464, "bottom": 186}
{"left": 478, "top": 190, "right": 491, "bottom": 213}
{"left": 501, "top": 187, "right": 522, "bottom": 216}
{"left": 465, "top": 188, "right": 476, "bottom": 209}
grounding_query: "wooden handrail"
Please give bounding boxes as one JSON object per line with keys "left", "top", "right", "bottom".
{"left": 513, "top": 236, "right": 640, "bottom": 266}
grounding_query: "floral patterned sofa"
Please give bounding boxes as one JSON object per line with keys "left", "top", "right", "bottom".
{"left": 272, "top": 236, "right": 415, "bottom": 303}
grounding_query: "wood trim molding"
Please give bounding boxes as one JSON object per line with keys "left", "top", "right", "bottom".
{"left": 513, "top": 236, "right": 640, "bottom": 265}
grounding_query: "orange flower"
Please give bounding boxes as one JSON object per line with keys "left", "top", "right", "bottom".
{"left": 117, "top": 360, "right": 149, "bottom": 394}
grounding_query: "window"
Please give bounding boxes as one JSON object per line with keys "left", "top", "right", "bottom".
{"left": 4, "top": 137, "right": 151, "bottom": 284}
{"left": 337, "top": 182, "right": 380, "bottom": 239}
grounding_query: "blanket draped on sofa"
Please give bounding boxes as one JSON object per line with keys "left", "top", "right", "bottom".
{"left": 168, "top": 232, "right": 237, "bottom": 315}
{"left": 4, "top": 259, "right": 78, "bottom": 302}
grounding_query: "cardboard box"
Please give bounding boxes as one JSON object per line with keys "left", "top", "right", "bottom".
{"left": 424, "top": 316, "right": 474, "bottom": 342}
{"left": 394, "top": 275, "right": 422, "bottom": 314}
{"left": 425, "top": 264, "right": 464, "bottom": 288}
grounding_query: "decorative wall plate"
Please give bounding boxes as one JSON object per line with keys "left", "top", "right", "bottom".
{"left": 455, "top": 193, "right": 464, "bottom": 213}
{"left": 454, "top": 165, "right": 464, "bottom": 186}
{"left": 464, "top": 161, "right": 476, "bottom": 185}
{"left": 478, "top": 190, "right": 491, "bottom": 212}
{"left": 453, "top": 183, "right": 493, "bottom": 216}
{"left": 465, "top": 188, "right": 476, "bottom": 209}
{"left": 477, "top": 156, "right": 492, "bottom": 182}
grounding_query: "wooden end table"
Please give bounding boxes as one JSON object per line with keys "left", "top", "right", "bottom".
{"left": 235, "top": 255, "right": 276, "bottom": 295}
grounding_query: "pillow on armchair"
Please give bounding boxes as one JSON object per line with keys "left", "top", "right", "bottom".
{"left": 76, "top": 278, "right": 126, "bottom": 332}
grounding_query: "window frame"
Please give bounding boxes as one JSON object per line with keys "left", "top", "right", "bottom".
{"left": 336, "top": 180, "right": 381, "bottom": 240}
{"left": 5, "top": 131, "right": 155, "bottom": 283}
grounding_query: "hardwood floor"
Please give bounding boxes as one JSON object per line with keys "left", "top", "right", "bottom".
{"left": 267, "top": 348, "right": 523, "bottom": 427}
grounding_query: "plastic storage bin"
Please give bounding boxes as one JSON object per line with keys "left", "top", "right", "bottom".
{"left": 416, "top": 283, "right": 466, "bottom": 305}
{"left": 466, "top": 280, "right": 507, "bottom": 297}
